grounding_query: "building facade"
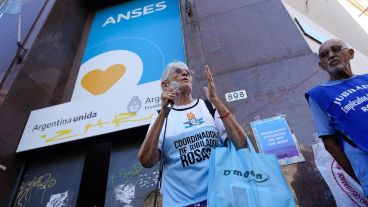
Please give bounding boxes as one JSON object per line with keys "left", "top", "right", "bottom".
{"left": 1, "top": 0, "right": 367, "bottom": 206}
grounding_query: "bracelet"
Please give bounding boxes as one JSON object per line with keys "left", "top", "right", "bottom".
{"left": 219, "top": 111, "right": 230, "bottom": 119}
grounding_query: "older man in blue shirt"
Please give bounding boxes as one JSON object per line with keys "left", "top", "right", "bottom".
{"left": 306, "top": 39, "right": 368, "bottom": 198}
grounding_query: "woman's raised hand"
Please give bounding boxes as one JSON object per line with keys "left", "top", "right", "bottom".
{"left": 204, "top": 65, "right": 219, "bottom": 102}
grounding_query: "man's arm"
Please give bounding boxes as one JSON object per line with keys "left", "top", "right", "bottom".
{"left": 321, "top": 135, "right": 360, "bottom": 184}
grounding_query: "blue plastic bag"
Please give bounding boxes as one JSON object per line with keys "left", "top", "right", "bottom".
{"left": 207, "top": 139, "right": 296, "bottom": 207}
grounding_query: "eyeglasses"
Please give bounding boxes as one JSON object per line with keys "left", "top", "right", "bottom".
{"left": 173, "top": 68, "right": 193, "bottom": 76}
{"left": 318, "top": 45, "right": 346, "bottom": 59}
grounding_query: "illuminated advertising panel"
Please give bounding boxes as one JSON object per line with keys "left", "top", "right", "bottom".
{"left": 17, "top": 0, "right": 184, "bottom": 152}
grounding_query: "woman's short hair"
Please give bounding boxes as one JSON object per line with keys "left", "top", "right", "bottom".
{"left": 161, "top": 61, "right": 189, "bottom": 84}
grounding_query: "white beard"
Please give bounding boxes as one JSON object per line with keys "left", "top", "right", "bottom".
{"left": 327, "top": 63, "right": 350, "bottom": 77}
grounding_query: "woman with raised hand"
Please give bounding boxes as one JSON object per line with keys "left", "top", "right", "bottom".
{"left": 138, "top": 61, "right": 246, "bottom": 207}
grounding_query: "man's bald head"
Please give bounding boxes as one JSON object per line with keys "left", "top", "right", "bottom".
{"left": 318, "top": 39, "right": 348, "bottom": 55}
{"left": 318, "top": 39, "right": 354, "bottom": 80}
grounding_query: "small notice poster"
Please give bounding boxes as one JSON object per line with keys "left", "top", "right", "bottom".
{"left": 250, "top": 115, "right": 304, "bottom": 165}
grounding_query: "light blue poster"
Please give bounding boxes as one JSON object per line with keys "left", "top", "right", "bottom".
{"left": 251, "top": 116, "right": 305, "bottom": 165}
{"left": 72, "top": 0, "right": 184, "bottom": 101}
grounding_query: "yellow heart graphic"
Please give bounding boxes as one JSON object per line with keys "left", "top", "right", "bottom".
{"left": 81, "top": 64, "right": 126, "bottom": 95}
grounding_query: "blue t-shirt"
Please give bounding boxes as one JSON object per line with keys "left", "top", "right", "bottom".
{"left": 307, "top": 76, "right": 368, "bottom": 197}
{"left": 307, "top": 75, "right": 368, "bottom": 151}
{"left": 148, "top": 99, "right": 227, "bottom": 206}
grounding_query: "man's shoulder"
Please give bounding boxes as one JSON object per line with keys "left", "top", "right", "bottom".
{"left": 357, "top": 73, "right": 368, "bottom": 77}
{"left": 355, "top": 73, "right": 368, "bottom": 80}
{"left": 308, "top": 74, "right": 368, "bottom": 88}
{"left": 305, "top": 84, "right": 325, "bottom": 100}
{"left": 342, "top": 74, "right": 368, "bottom": 82}
{"left": 308, "top": 74, "right": 368, "bottom": 90}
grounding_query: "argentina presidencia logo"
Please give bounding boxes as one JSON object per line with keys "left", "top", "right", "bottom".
{"left": 128, "top": 96, "right": 142, "bottom": 113}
